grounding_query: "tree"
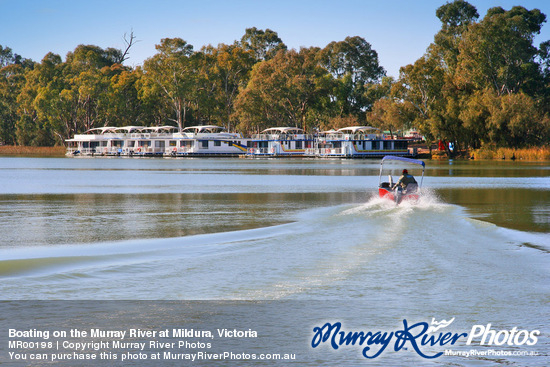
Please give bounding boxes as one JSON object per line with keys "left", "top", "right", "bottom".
{"left": 0, "top": 64, "right": 26, "bottom": 144}
{"left": 0, "top": 46, "right": 16, "bottom": 68}
{"left": 104, "top": 65, "right": 147, "bottom": 126}
{"left": 234, "top": 48, "right": 329, "bottom": 132}
{"left": 456, "top": 6, "right": 546, "bottom": 96}
{"left": 142, "top": 38, "right": 195, "bottom": 129}
{"left": 433, "top": 0, "right": 479, "bottom": 72}
{"left": 318, "top": 36, "right": 385, "bottom": 119}
{"left": 15, "top": 52, "right": 62, "bottom": 145}
{"left": 395, "top": 55, "right": 444, "bottom": 137}
{"left": 198, "top": 43, "right": 255, "bottom": 129}
{"left": 368, "top": 98, "right": 408, "bottom": 139}
{"left": 240, "top": 27, "right": 286, "bottom": 61}
{"left": 397, "top": 1, "right": 549, "bottom": 155}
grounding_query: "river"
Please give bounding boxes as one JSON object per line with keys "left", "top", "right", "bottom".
{"left": 0, "top": 157, "right": 548, "bottom": 366}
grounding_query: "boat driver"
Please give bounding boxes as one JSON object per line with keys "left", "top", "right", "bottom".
{"left": 393, "top": 169, "right": 418, "bottom": 192}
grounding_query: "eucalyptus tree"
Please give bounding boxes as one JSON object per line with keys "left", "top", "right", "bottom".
{"left": 234, "top": 47, "right": 330, "bottom": 133}
{"left": 189, "top": 48, "right": 219, "bottom": 125}
{"left": 35, "top": 46, "right": 121, "bottom": 141}
{"left": 398, "top": 0, "right": 549, "bottom": 153}
{"left": 455, "top": 6, "right": 547, "bottom": 147}
{"left": 0, "top": 64, "right": 27, "bottom": 144}
{"left": 197, "top": 43, "right": 255, "bottom": 130}
{"left": 433, "top": 0, "right": 479, "bottom": 73}
{"left": 142, "top": 38, "right": 195, "bottom": 130}
{"left": 456, "top": 6, "right": 546, "bottom": 96}
{"left": 240, "top": 27, "right": 286, "bottom": 62}
{"left": 104, "top": 65, "right": 147, "bottom": 127}
{"left": 0, "top": 46, "right": 16, "bottom": 68}
{"left": 16, "top": 52, "right": 64, "bottom": 145}
{"left": 318, "top": 36, "right": 385, "bottom": 120}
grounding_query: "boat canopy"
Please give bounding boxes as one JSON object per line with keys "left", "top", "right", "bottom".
{"left": 318, "top": 129, "right": 337, "bottom": 134}
{"left": 141, "top": 126, "right": 178, "bottom": 133}
{"left": 182, "top": 125, "right": 227, "bottom": 134}
{"left": 260, "top": 127, "right": 304, "bottom": 134}
{"left": 83, "top": 126, "right": 178, "bottom": 135}
{"left": 83, "top": 127, "right": 120, "bottom": 135}
{"left": 381, "top": 155, "right": 425, "bottom": 167}
{"left": 337, "top": 126, "right": 380, "bottom": 134}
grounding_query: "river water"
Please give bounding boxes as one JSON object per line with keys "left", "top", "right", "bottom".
{"left": 0, "top": 157, "right": 548, "bottom": 366}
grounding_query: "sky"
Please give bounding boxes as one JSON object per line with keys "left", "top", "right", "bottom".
{"left": 1, "top": 0, "right": 549, "bottom": 78}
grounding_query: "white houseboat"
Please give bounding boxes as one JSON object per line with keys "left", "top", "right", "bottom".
{"left": 247, "top": 127, "right": 314, "bottom": 157}
{"left": 310, "top": 126, "right": 412, "bottom": 158}
{"left": 66, "top": 125, "right": 250, "bottom": 157}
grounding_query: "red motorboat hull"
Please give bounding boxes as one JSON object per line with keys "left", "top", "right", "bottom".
{"left": 379, "top": 187, "right": 419, "bottom": 204}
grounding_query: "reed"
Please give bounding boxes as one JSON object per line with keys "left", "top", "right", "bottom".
{"left": 472, "top": 146, "right": 550, "bottom": 161}
{"left": 0, "top": 145, "right": 66, "bottom": 157}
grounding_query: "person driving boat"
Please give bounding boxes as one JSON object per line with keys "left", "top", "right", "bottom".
{"left": 392, "top": 169, "right": 418, "bottom": 193}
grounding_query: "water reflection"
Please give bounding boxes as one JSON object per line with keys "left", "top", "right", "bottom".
{"left": 428, "top": 160, "right": 550, "bottom": 177}
{"left": 0, "top": 192, "right": 366, "bottom": 248}
{"left": 437, "top": 188, "right": 550, "bottom": 232}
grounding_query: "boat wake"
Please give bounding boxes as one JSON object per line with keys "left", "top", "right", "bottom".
{"left": 0, "top": 190, "right": 548, "bottom": 302}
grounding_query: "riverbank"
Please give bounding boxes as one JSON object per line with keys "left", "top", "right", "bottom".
{"left": 471, "top": 146, "right": 550, "bottom": 161}
{"left": 0, "top": 145, "right": 66, "bottom": 157}
{"left": 1, "top": 144, "right": 549, "bottom": 161}
{"left": 412, "top": 142, "right": 550, "bottom": 161}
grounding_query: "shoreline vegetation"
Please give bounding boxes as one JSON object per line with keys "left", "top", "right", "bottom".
{"left": 1, "top": 2, "right": 549, "bottom": 157}
{"left": 471, "top": 146, "right": 550, "bottom": 161}
{"left": 0, "top": 145, "right": 66, "bottom": 157}
{"left": 1, "top": 145, "right": 549, "bottom": 161}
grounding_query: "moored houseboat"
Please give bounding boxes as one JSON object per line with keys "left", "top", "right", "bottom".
{"left": 247, "top": 127, "right": 314, "bottom": 157}
{"left": 66, "top": 125, "right": 250, "bottom": 157}
{"left": 309, "top": 126, "right": 413, "bottom": 158}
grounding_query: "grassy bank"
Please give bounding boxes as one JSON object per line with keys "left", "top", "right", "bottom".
{"left": 0, "top": 145, "right": 66, "bottom": 157}
{"left": 471, "top": 146, "right": 550, "bottom": 161}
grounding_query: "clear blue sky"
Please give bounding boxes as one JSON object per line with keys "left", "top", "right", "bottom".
{"left": 2, "top": 0, "right": 549, "bottom": 77}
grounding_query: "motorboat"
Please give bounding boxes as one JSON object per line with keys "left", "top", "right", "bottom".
{"left": 378, "top": 156, "right": 425, "bottom": 204}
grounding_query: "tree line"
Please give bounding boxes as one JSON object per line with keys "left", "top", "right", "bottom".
{"left": 0, "top": 1, "right": 549, "bottom": 154}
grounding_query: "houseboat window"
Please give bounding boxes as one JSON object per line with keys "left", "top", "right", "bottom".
{"left": 169, "top": 140, "right": 177, "bottom": 147}
{"left": 140, "top": 141, "right": 151, "bottom": 147}
{"left": 155, "top": 141, "right": 165, "bottom": 148}
{"left": 372, "top": 141, "right": 380, "bottom": 149}
{"left": 395, "top": 141, "right": 407, "bottom": 149}
{"left": 200, "top": 140, "right": 209, "bottom": 149}
{"left": 296, "top": 141, "right": 302, "bottom": 149}
{"left": 214, "top": 141, "right": 221, "bottom": 147}
{"left": 181, "top": 141, "right": 193, "bottom": 148}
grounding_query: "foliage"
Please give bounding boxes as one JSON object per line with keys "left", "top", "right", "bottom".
{"left": 0, "top": 10, "right": 549, "bottom": 152}
{"left": 396, "top": 1, "right": 549, "bottom": 156}
{"left": 233, "top": 47, "right": 330, "bottom": 133}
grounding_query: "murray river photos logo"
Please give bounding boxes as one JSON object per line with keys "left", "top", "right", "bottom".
{"left": 311, "top": 318, "right": 540, "bottom": 359}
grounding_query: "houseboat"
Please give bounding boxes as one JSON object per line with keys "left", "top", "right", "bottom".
{"left": 247, "top": 127, "right": 314, "bottom": 157}
{"left": 66, "top": 125, "right": 250, "bottom": 157}
{"left": 310, "top": 126, "right": 412, "bottom": 158}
